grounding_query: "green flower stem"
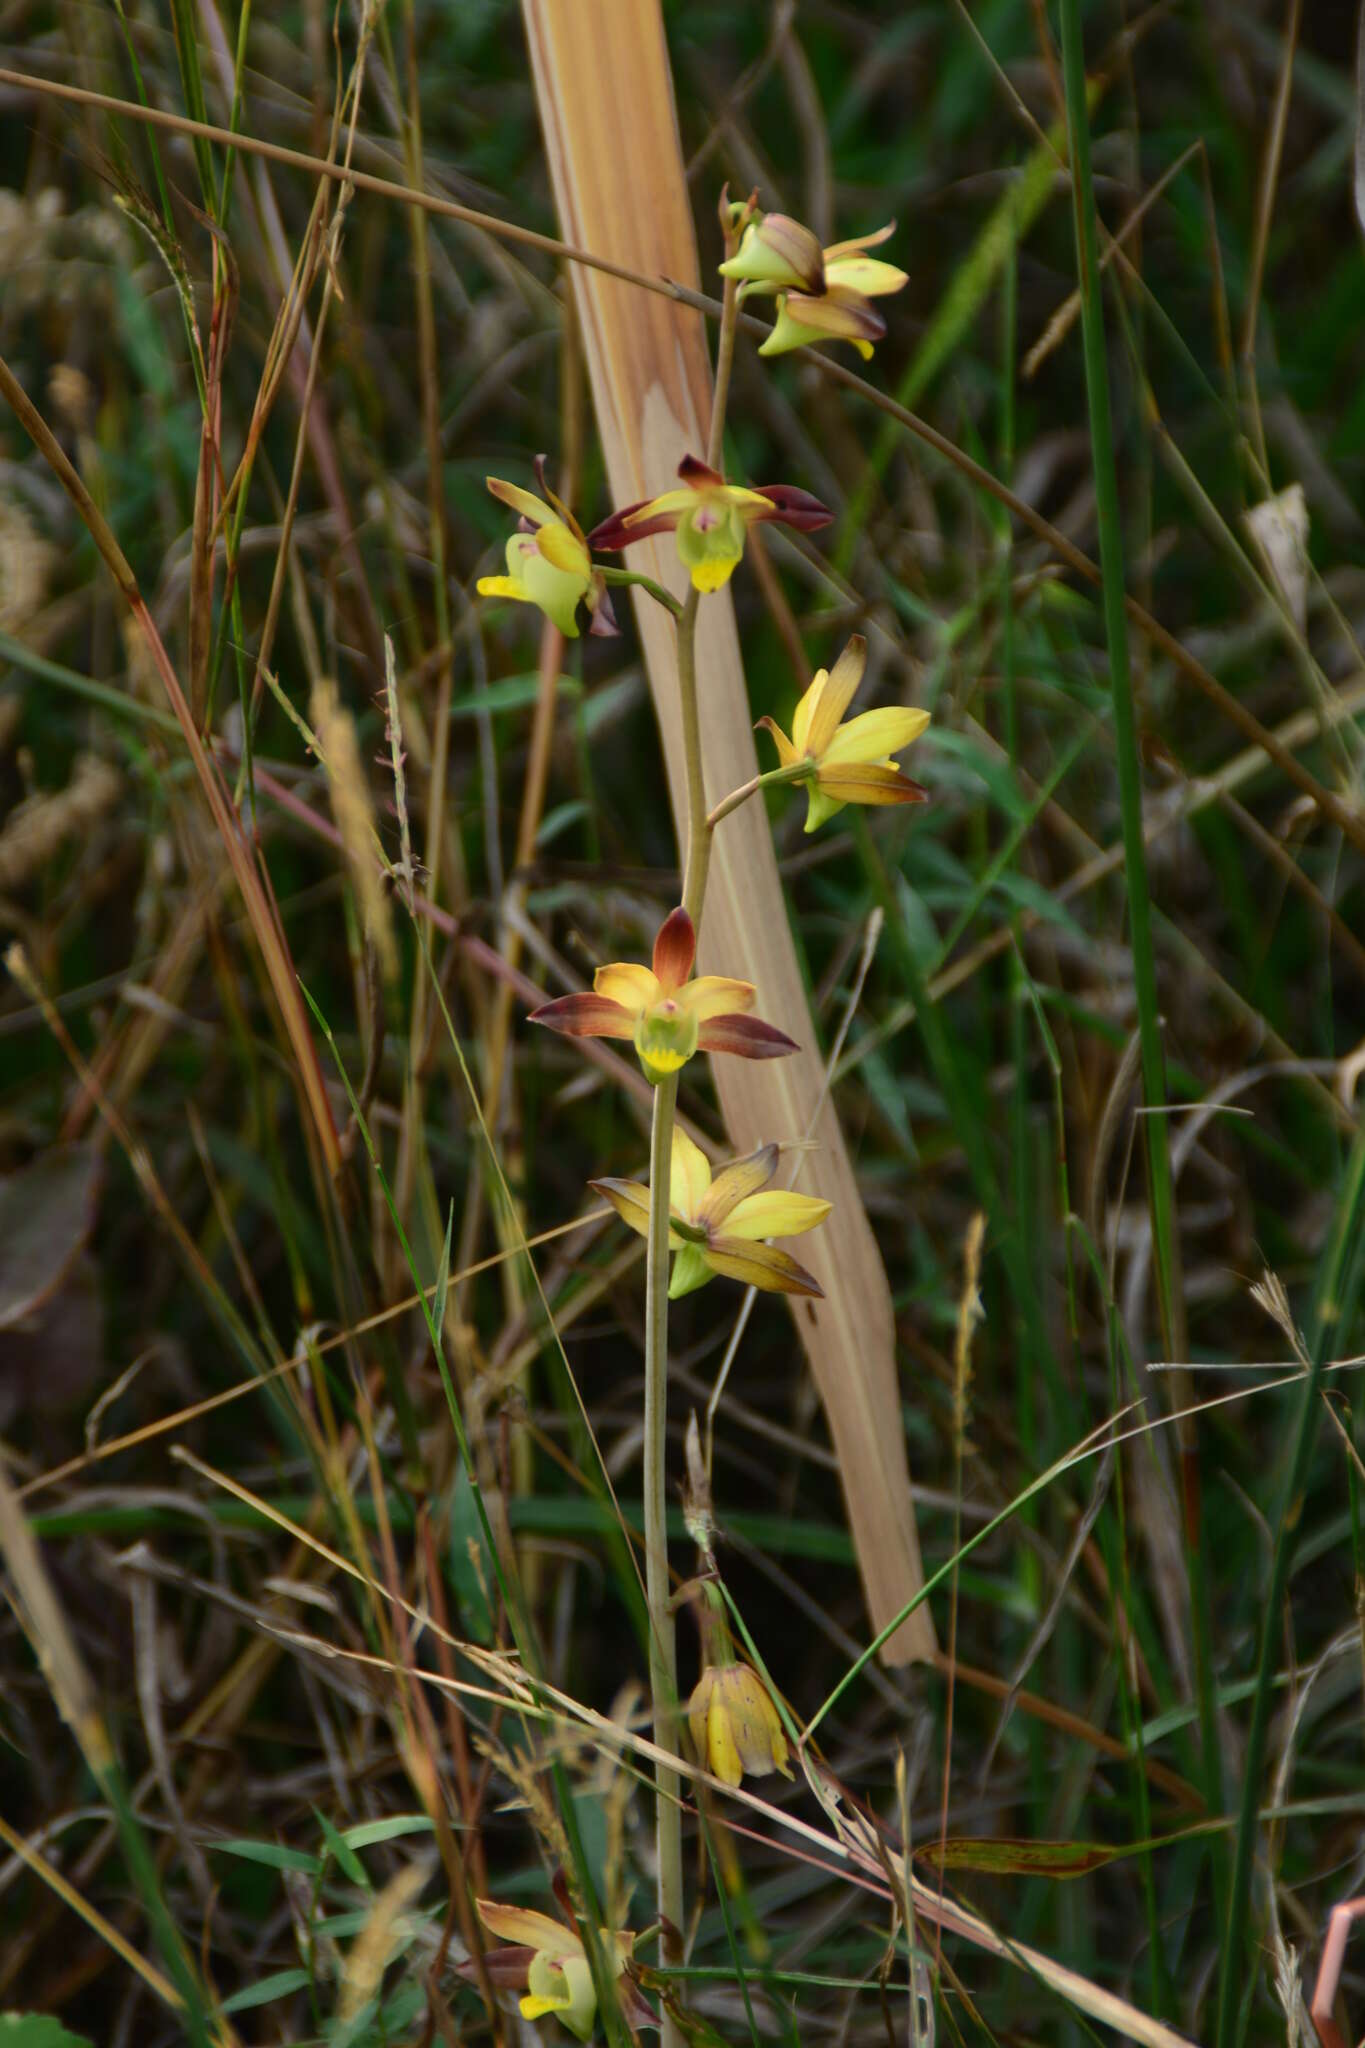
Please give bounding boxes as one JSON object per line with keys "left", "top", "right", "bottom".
{"left": 676, "top": 588, "right": 709, "bottom": 924}
{"left": 599, "top": 564, "right": 684, "bottom": 618}
{"left": 706, "top": 761, "right": 809, "bottom": 833}
{"left": 643, "top": 582, "right": 700, "bottom": 2043}
{"left": 644, "top": 1069, "right": 685, "bottom": 1995}
{"left": 639, "top": 273, "right": 741, "bottom": 2043}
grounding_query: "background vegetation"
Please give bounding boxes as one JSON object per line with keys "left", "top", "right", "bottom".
{"left": 2, "top": 2, "right": 1364, "bottom": 2044}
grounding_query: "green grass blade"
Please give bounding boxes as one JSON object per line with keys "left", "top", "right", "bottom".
{"left": 1217, "top": 1116, "right": 1365, "bottom": 2046}
{"left": 1058, "top": 0, "right": 1227, "bottom": 1883}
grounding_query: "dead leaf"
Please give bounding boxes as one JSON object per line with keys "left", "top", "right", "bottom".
{"left": 0, "top": 1142, "right": 102, "bottom": 1329}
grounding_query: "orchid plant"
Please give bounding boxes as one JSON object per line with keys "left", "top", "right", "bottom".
{"left": 472, "top": 193, "right": 927, "bottom": 2044}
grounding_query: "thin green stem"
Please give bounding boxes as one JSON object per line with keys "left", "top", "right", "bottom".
{"left": 677, "top": 590, "right": 708, "bottom": 922}
{"left": 1058, "top": 0, "right": 1179, "bottom": 1361}
{"left": 639, "top": 274, "right": 740, "bottom": 2048}
{"left": 643, "top": 575, "right": 702, "bottom": 2048}
{"left": 705, "top": 760, "right": 808, "bottom": 832}
{"left": 216, "top": 0, "right": 254, "bottom": 223}
{"left": 644, "top": 1072, "right": 685, "bottom": 2014}
{"left": 599, "top": 564, "right": 684, "bottom": 617}
{"left": 1217, "top": 1119, "right": 1365, "bottom": 2047}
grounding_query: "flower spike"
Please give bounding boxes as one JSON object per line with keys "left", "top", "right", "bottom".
{"left": 529, "top": 906, "right": 798, "bottom": 1085}
{"left": 588, "top": 454, "right": 832, "bottom": 595}
{"left": 758, "top": 633, "right": 929, "bottom": 832}
{"left": 476, "top": 459, "right": 617, "bottom": 639}
{"left": 591, "top": 1128, "right": 830, "bottom": 1300}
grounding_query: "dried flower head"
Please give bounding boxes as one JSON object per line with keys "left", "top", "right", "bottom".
{"left": 0, "top": 753, "right": 122, "bottom": 895}
{"left": 0, "top": 497, "right": 55, "bottom": 636}
{"left": 310, "top": 676, "right": 398, "bottom": 981}
{"left": 689, "top": 1660, "right": 792, "bottom": 1787}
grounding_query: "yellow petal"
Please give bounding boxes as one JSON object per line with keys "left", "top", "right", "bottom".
{"left": 537, "top": 518, "right": 592, "bottom": 576}
{"left": 677, "top": 976, "right": 756, "bottom": 1023}
{"left": 506, "top": 533, "right": 590, "bottom": 639}
{"left": 476, "top": 1900, "right": 579, "bottom": 1957}
{"left": 699, "top": 1144, "right": 778, "bottom": 1230}
{"left": 821, "top": 222, "right": 896, "bottom": 263}
{"left": 755, "top": 714, "right": 800, "bottom": 771}
{"left": 593, "top": 962, "right": 659, "bottom": 1014}
{"left": 676, "top": 499, "right": 747, "bottom": 589}
{"left": 526, "top": 1953, "right": 598, "bottom": 2041}
{"left": 714, "top": 482, "right": 774, "bottom": 512}
{"left": 757, "top": 302, "right": 830, "bottom": 358}
{"left": 589, "top": 1176, "right": 652, "bottom": 1240}
{"left": 825, "top": 255, "right": 908, "bottom": 298}
{"left": 622, "top": 487, "right": 697, "bottom": 525}
{"left": 634, "top": 999, "right": 699, "bottom": 1081}
{"left": 486, "top": 476, "right": 554, "bottom": 527}
{"left": 706, "top": 1690, "right": 745, "bottom": 1787}
{"left": 803, "top": 636, "right": 867, "bottom": 757}
{"left": 789, "top": 668, "right": 827, "bottom": 757}
{"left": 475, "top": 575, "right": 528, "bottom": 602}
{"left": 704, "top": 1239, "right": 823, "bottom": 1296}
{"left": 689, "top": 553, "right": 740, "bottom": 593}
{"left": 688, "top": 1668, "right": 716, "bottom": 1763}
{"left": 724, "top": 1190, "right": 832, "bottom": 1240}
{"left": 817, "top": 762, "right": 926, "bottom": 807}
{"left": 669, "top": 1127, "right": 713, "bottom": 1224}
{"left": 715, "top": 1664, "right": 792, "bottom": 1778}
{"left": 775, "top": 289, "right": 884, "bottom": 344}
{"left": 718, "top": 214, "right": 825, "bottom": 294}
{"left": 821, "top": 705, "right": 929, "bottom": 768}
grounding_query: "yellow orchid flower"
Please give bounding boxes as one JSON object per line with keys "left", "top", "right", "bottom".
{"left": 591, "top": 1127, "right": 830, "bottom": 1301}
{"left": 717, "top": 210, "right": 825, "bottom": 295}
{"left": 723, "top": 218, "right": 907, "bottom": 361}
{"left": 588, "top": 453, "right": 832, "bottom": 595}
{"left": 476, "top": 461, "right": 616, "bottom": 639}
{"left": 467, "top": 1899, "right": 654, "bottom": 2040}
{"left": 757, "top": 633, "right": 929, "bottom": 832}
{"left": 529, "top": 905, "right": 796, "bottom": 1085}
{"left": 689, "top": 1659, "right": 793, "bottom": 1788}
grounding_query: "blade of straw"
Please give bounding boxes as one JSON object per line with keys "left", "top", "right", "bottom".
{"left": 521, "top": 0, "right": 932, "bottom": 1661}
